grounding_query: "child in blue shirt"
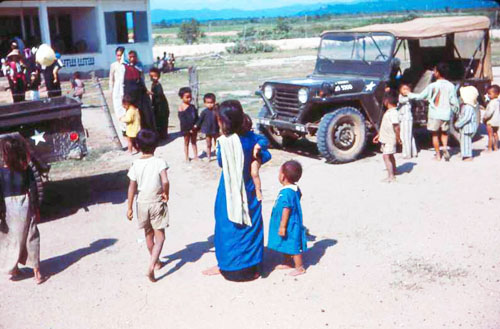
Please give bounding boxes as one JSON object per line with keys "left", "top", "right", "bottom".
{"left": 268, "top": 160, "right": 307, "bottom": 276}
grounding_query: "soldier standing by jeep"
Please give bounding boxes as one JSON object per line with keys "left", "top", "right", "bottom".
{"left": 409, "top": 63, "right": 459, "bottom": 161}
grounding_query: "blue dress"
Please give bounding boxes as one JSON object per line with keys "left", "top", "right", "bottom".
{"left": 214, "top": 131, "right": 271, "bottom": 272}
{"left": 267, "top": 186, "right": 307, "bottom": 255}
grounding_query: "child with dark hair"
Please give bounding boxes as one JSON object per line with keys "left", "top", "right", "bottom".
{"left": 484, "top": 84, "right": 500, "bottom": 152}
{"left": 71, "top": 72, "right": 85, "bottom": 100}
{"left": 178, "top": 87, "right": 199, "bottom": 162}
{"left": 127, "top": 129, "right": 170, "bottom": 282}
{"left": 195, "top": 93, "right": 219, "bottom": 162}
{"left": 149, "top": 68, "right": 170, "bottom": 139}
{"left": 120, "top": 94, "right": 141, "bottom": 153}
{"left": 28, "top": 71, "right": 40, "bottom": 101}
{"left": 398, "top": 83, "right": 417, "bottom": 158}
{"left": 373, "top": 91, "right": 401, "bottom": 182}
{"left": 267, "top": 160, "right": 307, "bottom": 276}
{"left": 0, "top": 136, "right": 46, "bottom": 284}
{"left": 409, "top": 62, "right": 459, "bottom": 161}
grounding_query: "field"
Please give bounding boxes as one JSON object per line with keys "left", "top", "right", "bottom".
{"left": 152, "top": 10, "right": 499, "bottom": 45}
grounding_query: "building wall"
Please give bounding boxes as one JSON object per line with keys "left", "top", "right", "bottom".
{"left": 0, "top": 0, "right": 154, "bottom": 76}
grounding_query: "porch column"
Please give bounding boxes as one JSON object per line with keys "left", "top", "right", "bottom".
{"left": 38, "top": 2, "right": 51, "bottom": 45}
{"left": 95, "top": 0, "right": 108, "bottom": 65}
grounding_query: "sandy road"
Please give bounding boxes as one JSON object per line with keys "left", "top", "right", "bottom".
{"left": 2, "top": 108, "right": 500, "bottom": 328}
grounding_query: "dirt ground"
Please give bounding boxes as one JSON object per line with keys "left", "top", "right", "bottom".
{"left": 2, "top": 94, "right": 500, "bottom": 329}
{"left": 1, "top": 47, "right": 500, "bottom": 328}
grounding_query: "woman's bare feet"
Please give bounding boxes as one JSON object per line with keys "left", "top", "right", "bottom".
{"left": 202, "top": 266, "right": 221, "bottom": 276}
{"left": 275, "top": 264, "right": 294, "bottom": 270}
{"left": 8, "top": 266, "right": 21, "bottom": 280}
{"left": 154, "top": 261, "right": 163, "bottom": 271}
{"left": 288, "top": 267, "right": 306, "bottom": 277}
{"left": 34, "top": 268, "right": 48, "bottom": 285}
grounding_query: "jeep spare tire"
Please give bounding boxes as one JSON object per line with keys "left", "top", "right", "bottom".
{"left": 317, "top": 107, "right": 367, "bottom": 163}
{"left": 257, "top": 106, "right": 296, "bottom": 148}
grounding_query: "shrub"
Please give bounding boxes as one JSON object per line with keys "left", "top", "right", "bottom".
{"left": 226, "top": 41, "right": 276, "bottom": 54}
{"left": 178, "top": 19, "right": 202, "bottom": 44}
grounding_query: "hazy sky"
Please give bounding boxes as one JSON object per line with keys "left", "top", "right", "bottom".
{"left": 150, "top": 0, "right": 363, "bottom": 11}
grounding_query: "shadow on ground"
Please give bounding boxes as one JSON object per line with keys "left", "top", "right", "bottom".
{"left": 261, "top": 238, "right": 337, "bottom": 278}
{"left": 158, "top": 235, "right": 214, "bottom": 280}
{"left": 13, "top": 238, "right": 118, "bottom": 281}
{"left": 40, "top": 170, "right": 129, "bottom": 223}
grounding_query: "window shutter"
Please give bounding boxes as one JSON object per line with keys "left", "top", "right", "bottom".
{"left": 104, "top": 12, "right": 117, "bottom": 44}
{"left": 133, "top": 11, "right": 149, "bottom": 43}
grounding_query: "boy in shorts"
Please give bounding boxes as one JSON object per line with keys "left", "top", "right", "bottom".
{"left": 373, "top": 91, "right": 401, "bottom": 182}
{"left": 409, "top": 63, "right": 459, "bottom": 161}
{"left": 127, "top": 129, "right": 170, "bottom": 282}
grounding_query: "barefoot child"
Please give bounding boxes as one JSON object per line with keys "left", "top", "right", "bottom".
{"left": 126, "top": 129, "right": 170, "bottom": 282}
{"left": 398, "top": 83, "right": 417, "bottom": 158}
{"left": 268, "top": 160, "right": 307, "bottom": 276}
{"left": 195, "top": 93, "right": 219, "bottom": 161}
{"left": 456, "top": 86, "right": 479, "bottom": 161}
{"left": 120, "top": 94, "right": 141, "bottom": 153}
{"left": 71, "top": 72, "right": 85, "bottom": 100}
{"left": 373, "top": 91, "right": 401, "bottom": 182}
{"left": 178, "top": 87, "right": 199, "bottom": 162}
{"left": 149, "top": 68, "right": 170, "bottom": 139}
{"left": 483, "top": 85, "right": 500, "bottom": 152}
{"left": 0, "top": 136, "right": 46, "bottom": 284}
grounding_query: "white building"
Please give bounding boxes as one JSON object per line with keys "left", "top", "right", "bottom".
{"left": 0, "top": 0, "right": 154, "bottom": 76}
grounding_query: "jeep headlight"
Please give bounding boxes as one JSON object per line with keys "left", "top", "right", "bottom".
{"left": 298, "top": 88, "right": 309, "bottom": 104}
{"left": 264, "top": 85, "right": 274, "bottom": 99}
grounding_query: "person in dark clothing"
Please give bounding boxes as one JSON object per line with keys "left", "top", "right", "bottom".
{"left": 122, "top": 50, "right": 156, "bottom": 131}
{"left": 39, "top": 60, "right": 62, "bottom": 98}
{"left": 195, "top": 93, "right": 219, "bottom": 161}
{"left": 178, "top": 87, "right": 199, "bottom": 162}
{"left": 6, "top": 49, "right": 26, "bottom": 102}
{"left": 149, "top": 68, "right": 169, "bottom": 139}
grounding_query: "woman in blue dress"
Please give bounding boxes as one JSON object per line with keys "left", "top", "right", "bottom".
{"left": 202, "top": 100, "right": 271, "bottom": 281}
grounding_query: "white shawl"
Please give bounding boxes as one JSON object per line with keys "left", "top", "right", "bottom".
{"left": 218, "top": 134, "right": 252, "bottom": 226}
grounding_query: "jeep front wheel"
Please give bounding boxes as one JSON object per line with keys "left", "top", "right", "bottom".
{"left": 257, "top": 106, "right": 296, "bottom": 148}
{"left": 317, "top": 107, "right": 367, "bottom": 163}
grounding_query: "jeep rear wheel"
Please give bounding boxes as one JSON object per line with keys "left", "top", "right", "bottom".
{"left": 257, "top": 106, "right": 296, "bottom": 148}
{"left": 317, "top": 107, "right": 367, "bottom": 163}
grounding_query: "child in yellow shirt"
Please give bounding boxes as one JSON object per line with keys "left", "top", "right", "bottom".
{"left": 120, "top": 94, "right": 141, "bottom": 153}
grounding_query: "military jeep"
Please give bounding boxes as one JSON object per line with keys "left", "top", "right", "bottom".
{"left": 256, "top": 16, "right": 492, "bottom": 163}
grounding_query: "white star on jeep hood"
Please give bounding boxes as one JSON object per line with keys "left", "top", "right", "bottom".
{"left": 31, "top": 130, "right": 46, "bottom": 146}
{"left": 365, "top": 81, "right": 376, "bottom": 92}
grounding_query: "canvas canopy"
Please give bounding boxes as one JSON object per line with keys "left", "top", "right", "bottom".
{"left": 322, "top": 16, "right": 490, "bottom": 40}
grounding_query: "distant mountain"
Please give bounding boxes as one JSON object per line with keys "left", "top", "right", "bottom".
{"left": 151, "top": 4, "right": 326, "bottom": 23}
{"left": 151, "top": 0, "right": 499, "bottom": 23}
{"left": 298, "top": 0, "right": 499, "bottom": 16}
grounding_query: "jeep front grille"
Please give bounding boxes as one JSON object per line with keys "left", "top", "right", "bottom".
{"left": 272, "top": 87, "right": 301, "bottom": 119}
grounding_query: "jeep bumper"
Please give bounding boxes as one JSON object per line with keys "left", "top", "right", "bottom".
{"left": 256, "top": 117, "right": 308, "bottom": 133}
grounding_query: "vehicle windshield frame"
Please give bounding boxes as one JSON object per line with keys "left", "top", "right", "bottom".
{"left": 315, "top": 32, "right": 396, "bottom": 78}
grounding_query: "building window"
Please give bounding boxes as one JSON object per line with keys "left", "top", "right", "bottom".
{"left": 104, "top": 11, "right": 149, "bottom": 45}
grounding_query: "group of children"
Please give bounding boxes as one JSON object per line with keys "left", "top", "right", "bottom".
{"left": 120, "top": 67, "right": 170, "bottom": 153}
{"left": 125, "top": 98, "right": 307, "bottom": 281}
{"left": 375, "top": 63, "right": 500, "bottom": 182}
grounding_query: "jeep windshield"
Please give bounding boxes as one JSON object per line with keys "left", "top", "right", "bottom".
{"left": 315, "top": 32, "right": 396, "bottom": 77}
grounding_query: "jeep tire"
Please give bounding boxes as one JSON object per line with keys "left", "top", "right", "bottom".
{"left": 317, "top": 107, "right": 367, "bottom": 163}
{"left": 257, "top": 106, "right": 296, "bottom": 148}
